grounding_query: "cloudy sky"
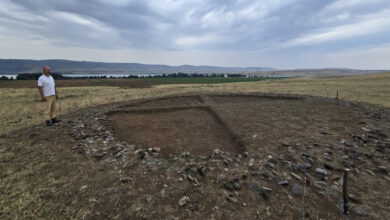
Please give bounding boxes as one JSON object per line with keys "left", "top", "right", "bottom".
{"left": 1, "top": 0, "right": 390, "bottom": 69}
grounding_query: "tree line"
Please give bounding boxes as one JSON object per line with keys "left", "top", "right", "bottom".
{"left": 0, "top": 72, "right": 258, "bottom": 80}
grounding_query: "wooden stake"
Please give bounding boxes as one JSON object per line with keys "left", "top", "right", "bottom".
{"left": 302, "top": 177, "right": 307, "bottom": 220}
{"left": 343, "top": 169, "right": 350, "bottom": 215}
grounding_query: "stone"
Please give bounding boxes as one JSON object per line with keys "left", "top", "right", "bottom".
{"left": 278, "top": 180, "right": 289, "bottom": 186}
{"left": 313, "top": 181, "right": 328, "bottom": 191}
{"left": 268, "top": 157, "right": 277, "bottom": 164}
{"left": 198, "top": 166, "right": 207, "bottom": 176}
{"left": 224, "top": 182, "right": 234, "bottom": 191}
{"left": 324, "top": 163, "right": 334, "bottom": 170}
{"left": 190, "top": 167, "right": 198, "bottom": 174}
{"left": 242, "top": 170, "right": 249, "bottom": 179}
{"left": 94, "top": 153, "right": 106, "bottom": 160}
{"left": 232, "top": 177, "right": 239, "bottom": 183}
{"left": 217, "top": 174, "right": 226, "bottom": 183}
{"left": 139, "top": 151, "right": 148, "bottom": 159}
{"left": 281, "top": 141, "right": 290, "bottom": 146}
{"left": 352, "top": 207, "right": 368, "bottom": 216}
{"left": 178, "top": 196, "right": 190, "bottom": 206}
{"left": 378, "top": 166, "right": 387, "bottom": 174}
{"left": 79, "top": 185, "right": 88, "bottom": 191}
{"left": 362, "top": 127, "right": 372, "bottom": 132}
{"left": 287, "top": 147, "right": 296, "bottom": 154}
{"left": 226, "top": 194, "right": 237, "bottom": 203}
{"left": 233, "top": 182, "right": 240, "bottom": 190}
{"left": 181, "top": 151, "right": 191, "bottom": 158}
{"left": 330, "top": 185, "right": 339, "bottom": 192}
{"left": 187, "top": 175, "right": 198, "bottom": 184}
{"left": 365, "top": 169, "right": 375, "bottom": 175}
{"left": 144, "top": 195, "right": 153, "bottom": 204}
{"left": 261, "top": 187, "right": 272, "bottom": 199}
{"left": 315, "top": 168, "right": 328, "bottom": 176}
{"left": 319, "top": 131, "right": 329, "bottom": 135}
{"left": 291, "top": 184, "right": 307, "bottom": 196}
{"left": 265, "top": 162, "right": 276, "bottom": 169}
{"left": 120, "top": 177, "right": 132, "bottom": 183}
{"left": 249, "top": 181, "right": 261, "bottom": 191}
{"left": 192, "top": 202, "right": 201, "bottom": 211}
{"left": 160, "top": 189, "right": 166, "bottom": 198}
{"left": 213, "top": 149, "right": 223, "bottom": 155}
{"left": 349, "top": 194, "right": 362, "bottom": 204}
{"left": 261, "top": 171, "right": 272, "bottom": 178}
{"left": 152, "top": 147, "right": 160, "bottom": 153}
{"left": 248, "top": 158, "right": 255, "bottom": 167}
{"left": 299, "top": 163, "right": 312, "bottom": 170}
{"left": 128, "top": 145, "right": 135, "bottom": 150}
{"left": 323, "top": 155, "right": 333, "bottom": 161}
{"left": 291, "top": 172, "right": 302, "bottom": 181}
{"left": 251, "top": 171, "right": 260, "bottom": 177}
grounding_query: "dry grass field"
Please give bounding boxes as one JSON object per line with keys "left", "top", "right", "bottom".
{"left": 0, "top": 72, "right": 389, "bottom": 135}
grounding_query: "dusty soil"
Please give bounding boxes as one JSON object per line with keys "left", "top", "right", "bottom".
{"left": 1, "top": 93, "right": 389, "bottom": 219}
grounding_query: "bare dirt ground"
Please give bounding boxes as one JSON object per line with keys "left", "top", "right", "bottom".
{"left": 1, "top": 93, "right": 389, "bottom": 219}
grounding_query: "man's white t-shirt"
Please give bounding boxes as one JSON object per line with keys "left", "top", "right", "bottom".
{"left": 38, "top": 75, "right": 56, "bottom": 97}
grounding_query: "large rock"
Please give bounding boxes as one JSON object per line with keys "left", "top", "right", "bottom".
{"left": 352, "top": 207, "right": 369, "bottom": 216}
{"left": 217, "top": 174, "right": 227, "bottom": 183}
{"left": 291, "top": 184, "right": 307, "bottom": 196}
{"left": 315, "top": 168, "right": 328, "bottom": 176}
{"left": 224, "top": 182, "right": 234, "bottom": 191}
{"left": 313, "top": 181, "right": 328, "bottom": 191}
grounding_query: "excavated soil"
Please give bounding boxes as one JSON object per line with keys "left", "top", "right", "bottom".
{"left": 109, "top": 107, "right": 239, "bottom": 156}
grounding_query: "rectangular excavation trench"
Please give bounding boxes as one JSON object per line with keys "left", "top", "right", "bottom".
{"left": 108, "top": 106, "right": 243, "bottom": 156}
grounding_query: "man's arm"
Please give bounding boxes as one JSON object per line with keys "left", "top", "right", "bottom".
{"left": 38, "top": 86, "right": 46, "bottom": 101}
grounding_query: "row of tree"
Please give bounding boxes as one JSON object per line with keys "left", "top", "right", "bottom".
{"left": 2, "top": 72, "right": 257, "bottom": 80}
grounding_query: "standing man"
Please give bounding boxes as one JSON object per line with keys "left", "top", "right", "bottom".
{"left": 38, "top": 66, "right": 61, "bottom": 126}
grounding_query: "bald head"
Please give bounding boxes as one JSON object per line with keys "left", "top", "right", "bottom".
{"left": 43, "top": 66, "right": 51, "bottom": 76}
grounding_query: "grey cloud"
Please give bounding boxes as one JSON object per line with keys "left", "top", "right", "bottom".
{"left": 1, "top": 0, "right": 390, "bottom": 68}
{"left": 5, "top": 0, "right": 390, "bottom": 49}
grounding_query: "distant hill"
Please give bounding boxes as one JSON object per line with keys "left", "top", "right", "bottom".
{"left": 0, "top": 59, "right": 274, "bottom": 74}
{"left": 247, "top": 68, "right": 388, "bottom": 77}
{"left": 1, "top": 59, "right": 387, "bottom": 76}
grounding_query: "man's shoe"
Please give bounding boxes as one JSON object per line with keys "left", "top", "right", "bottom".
{"left": 51, "top": 118, "right": 61, "bottom": 123}
{"left": 46, "top": 120, "right": 53, "bottom": 126}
